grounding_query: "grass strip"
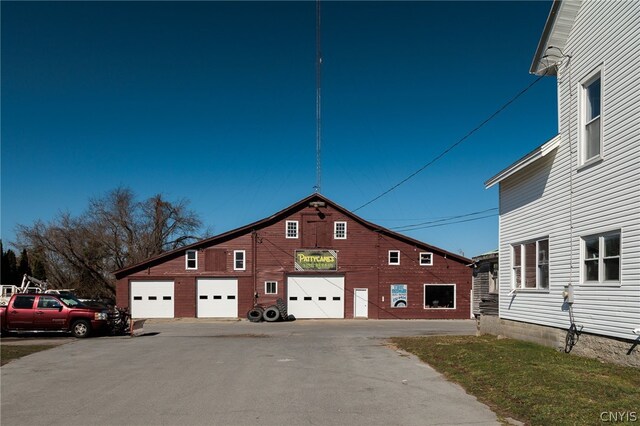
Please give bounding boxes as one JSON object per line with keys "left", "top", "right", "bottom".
{"left": 1, "top": 344, "right": 54, "bottom": 366}
{"left": 391, "top": 335, "right": 639, "bottom": 426}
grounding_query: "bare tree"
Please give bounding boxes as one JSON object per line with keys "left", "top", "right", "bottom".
{"left": 15, "top": 187, "right": 203, "bottom": 298}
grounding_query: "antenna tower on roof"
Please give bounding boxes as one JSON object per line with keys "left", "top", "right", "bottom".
{"left": 314, "top": 0, "right": 322, "bottom": 193}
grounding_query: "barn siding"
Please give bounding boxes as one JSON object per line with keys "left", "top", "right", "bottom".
{"left": 115, "top": 197, "right": 471, "bottom": 319}
{"left": 497, "top": 1, "right": 640, "bottom": 341}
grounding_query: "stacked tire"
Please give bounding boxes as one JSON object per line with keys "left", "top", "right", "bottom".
{"left": 246, "top": 298, "right": 291, "bottom": 322}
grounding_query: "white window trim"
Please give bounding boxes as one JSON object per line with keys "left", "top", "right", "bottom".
{"left": 234, "top": 250, "right": 246, "bottom": 271}
{"left": 578, "top": 64, "right": 604, "bottom": 166}
{"left": 265, "top": 281, "right": 277, "bottom": 294}
{"left": 510, "top": 238, "right": 549, "bottom": 291}
{"left": 581, "top": 230, "right": 621, "bottom": 286}
{"left": 388, "top": 250, "right": 400, "bottom": 265}
{"left": 334, "top": 221, "right": 347, "bottom": 240}
{"left": 185, "top": 250, "right": 198, "bottom": 270}
{"left": 286, "top": 220, "right": 299, "bottom": 239}
{"left": 423, "top": 283, "right": 456, "bottom": 310}
{"left": 419, "top": 252, "right": 433, "bottom": 266}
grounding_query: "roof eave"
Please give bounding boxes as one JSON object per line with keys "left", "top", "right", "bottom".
{"left": 485, "top": 134, "right": 560, "bottom": 189}
{"left": 530, "top": 1, "right": 582, "bottom": 77}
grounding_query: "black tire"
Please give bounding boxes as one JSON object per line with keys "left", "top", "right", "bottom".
{"left": 247, "top": 306, "right": 264, "bottom": 322}
{"left": 71, "top": 319, "right": 91, "bottom": 338}
{"left": 276, "top": 298, "right": 287, "bottom": 319}
{"left": 263, "top": 305, "right": 280, "bottom": 322}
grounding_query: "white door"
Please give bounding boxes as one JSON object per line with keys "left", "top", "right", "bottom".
{"left": 197, "top": 278, "right": 238, "bottom": 318}
{"left": 354, "top": 288, "right": 368, "bottom": 318}
{"left": 287, "top": 276, "right": 344, "bottom": 319}
{"left": 130, "top": 280, "right": 174, "bottom": 318}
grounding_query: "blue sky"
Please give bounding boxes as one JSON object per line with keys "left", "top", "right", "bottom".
{"left": 1, "top": 1, "right": 558, "bottom": 258}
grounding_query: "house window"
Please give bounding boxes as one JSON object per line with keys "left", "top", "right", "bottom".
{"left": 286, "top": 221, "right": 299, "bottom": 239}
{"left": 334, "top": 221, "right": 347, "bottom": 239}
{"left": 388, "top": 250, "right": 400, "bottom": 265}
{"left": 511, "top": 238, "right": 549, "bottom": 290}
{"left": 582, "top": 231, "right": 620, "bottom": 284}
{"left": 424, "top": 284, "right": 455, "bottom": 309}
{"left": 234, "top": 250, "right": 246, "bottom": 271}
{"left": 265, "top": 281, "right": 277, "bottom": 294}
{"left": 580, "top": 69, "right": 602, "bottom": 164}
{"left": 419, "top": 252, "right": 433, "bottom": 266}
{"left": 186, "top": 250, "right": 197, "bottom": 270}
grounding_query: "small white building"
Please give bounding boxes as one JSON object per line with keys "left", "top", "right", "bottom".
{"left": 484, "top": 0, "right": 639, "bottom": 365}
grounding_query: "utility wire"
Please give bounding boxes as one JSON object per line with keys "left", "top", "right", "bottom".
{"left": 353, "top": 74, "right": 546, "bottom": 212}
{"left": 390, "top": 208, "right": 498, "bottom": 231}
{"left": 393, "top": 213, "right": 497, "bottom": 232}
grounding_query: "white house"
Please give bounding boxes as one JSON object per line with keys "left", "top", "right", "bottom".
{"left": 484, "top": 0, "right": 639, "bottom": 360}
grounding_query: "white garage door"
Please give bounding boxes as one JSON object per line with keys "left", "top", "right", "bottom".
{"left": 130, "top": 280, "right": 174, "bottom": 318}
{"left": 197, "top": 278, "right": 238, "bottom": 318}
{"left": 287, "top": 276, "right": 344, "bottom": 319}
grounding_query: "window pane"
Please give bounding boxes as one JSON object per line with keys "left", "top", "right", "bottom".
{"left": 538, "top": 265, "right": 549, "bottom": 289}
{"left": 538, "top": 240, "right": 549, "bottom": 264}
{"left": 585, "top": 117, "right": 601, "bottom": 159}
{"left": 524, "top": 242, "right": 536, "bottom": 288}
{"left": 604, "top": 234, "right": 620, "bottom": 257}
{"left": 585, "top": 237, "right": 599, "bottom": 259}
{"left": 586, "top": 78, "right": 601, "bottom": 120}
{"left": 604, "top": 258, "right": 620, "bottom": 281}
{"left": 513, "top": 245, "right": 521, "bottom": 266}
{"left": 585, "top": 259, "right": 599, "bottom": 281}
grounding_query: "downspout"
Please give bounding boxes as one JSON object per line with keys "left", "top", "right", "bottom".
{"left": 252, "top": 230, "right": 258, "bottom": 307}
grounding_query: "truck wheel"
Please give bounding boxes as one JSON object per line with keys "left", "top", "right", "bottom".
{"left": 263, "top": 306, "right": 280, "bottom": 322}
{"left": 71, "top": 320, "right": 91, "bottom": 338}
{"left": 247, "top": 307, "right": 264, "bottom": 322}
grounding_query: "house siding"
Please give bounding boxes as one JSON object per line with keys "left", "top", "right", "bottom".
{"left": 498, "top": 1, "right": 640, "bottom": 341}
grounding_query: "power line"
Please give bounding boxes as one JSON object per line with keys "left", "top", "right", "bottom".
{"left": 390, "top": 208, "right": 498, "bottom": 232}
{"left": 393, "top": 213, "right": 497, "bottom": 232}
{"left": 353, "top": 74, "right": 546, "bottom": 212}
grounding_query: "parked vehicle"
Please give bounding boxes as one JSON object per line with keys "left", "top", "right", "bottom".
{"left": 0, "top": 293, "right": 110, "bottom": 338}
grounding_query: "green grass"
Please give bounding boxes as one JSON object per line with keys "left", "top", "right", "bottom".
{"left": 391, "top": 335, "right": 640, "bottom": 426}
{"left": 1, "top": 345, "right": 54, "bottom": 366}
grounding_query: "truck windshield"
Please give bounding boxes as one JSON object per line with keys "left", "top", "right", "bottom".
{"left": 59, "top": 295, "right": 86, "bottom": 308}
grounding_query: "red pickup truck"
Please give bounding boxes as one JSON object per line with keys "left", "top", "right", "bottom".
{"left": 0, "top": 293, "right": 110, "bottom": 338}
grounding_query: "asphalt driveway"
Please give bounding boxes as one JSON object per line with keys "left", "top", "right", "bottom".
{"left": 1, "top": 320, "right": 498, "bottom": 425}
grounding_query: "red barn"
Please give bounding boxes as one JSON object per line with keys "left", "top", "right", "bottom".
{"left": 114, "top": 194, "right": 472, "bottom": 320}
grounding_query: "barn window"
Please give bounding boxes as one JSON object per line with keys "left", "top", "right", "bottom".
{"left": 334, "top": 221, "right": 347, "bottom": 239}
{"left": 424, "top": 284, "right": 455, "bottom": 309}
{"left": 388, "top": 250, "right": 400, "bottom": 265}
{"left": 286, "top": 221, "right": 299, "bottom": 239}
{"left": 234, "top": 250, "right": 246, "bottom": 271}
{"left": 185, "top": 250, "right": 197, "bottom": 270}
{"left": 265, "top": 281, "right": 277, "bottom": 294}
{"left": 419, "top": 252, "right": 433, "bottom": 266}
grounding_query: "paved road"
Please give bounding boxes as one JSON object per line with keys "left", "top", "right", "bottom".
{"left": 1, "top": 320, "right": 498, "bottom": 426}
